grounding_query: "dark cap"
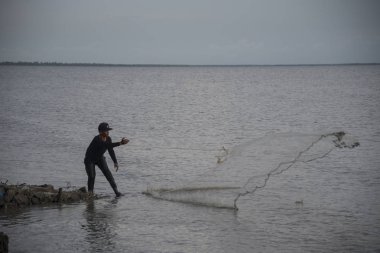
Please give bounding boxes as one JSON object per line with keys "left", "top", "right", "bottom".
{"left": 98, "top": 122, "right": 113, "bottom": 132}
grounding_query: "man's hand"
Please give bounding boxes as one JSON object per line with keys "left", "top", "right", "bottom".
{"left": 114, "top": 163, "right": 119, "bottom": 172}
{"left": 121, "top": 137, "right": 129, "bottom": 145}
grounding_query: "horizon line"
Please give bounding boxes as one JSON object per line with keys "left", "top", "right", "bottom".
{"left": 1, "top": 61, "right": 379, "bottom": 67}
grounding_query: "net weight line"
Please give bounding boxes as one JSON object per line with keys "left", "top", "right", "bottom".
{"left": 233, "top": 132, "right": 355, "bottom": 210}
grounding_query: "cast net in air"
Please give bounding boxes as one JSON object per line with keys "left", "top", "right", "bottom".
{"left": 144, "top": 132, "right": 359, "bottom": 210}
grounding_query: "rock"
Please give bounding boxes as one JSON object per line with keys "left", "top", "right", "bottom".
{"left": 39, "top": 184, "right": 54, "bottom": 189}
{"left": 0, "top": 232, "right": 8, "bottom": 253}
{"left": 33, "top": 192, "right": 47, "bottom": 203}
{"left": 31, "top": 196, "right": 40, "bottom": 205}
{"left": 33, "top": 184, "right": 55, "bottom": 193}
{"left": 55, "top": 188, "right": 63, "bottom": 203}
{"left": 69, "top": 192, "right": 81, "bottom": 202}
{"left": 14, "top": 193, "right": 30, "bottom": 206}
{"left": 3, "top": 189, "right": 16, "bottom": 203}
{"left": 0, "top": 183, "right": 92, "bottom": 209}
{"left": 33, "top": 192, "right": 56, "bottom": 204}
{"left": 58, "top": 192, "right": 68, "bottom": 202}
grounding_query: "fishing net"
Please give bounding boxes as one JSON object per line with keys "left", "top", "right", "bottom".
{"left": 144, "top": 132, "right": 359, "bottom": 210}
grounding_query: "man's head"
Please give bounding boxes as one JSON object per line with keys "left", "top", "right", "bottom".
{"left": 98, "top": 122, "right": 113, "bottom": 133}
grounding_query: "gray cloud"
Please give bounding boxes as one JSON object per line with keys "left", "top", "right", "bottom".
{"left": 1, "top": 0, "right": 379, "bottom": 64}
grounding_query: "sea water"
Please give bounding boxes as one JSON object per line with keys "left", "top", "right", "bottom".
{"left": 0, "top": 65, "right": 379, "bottom": 252}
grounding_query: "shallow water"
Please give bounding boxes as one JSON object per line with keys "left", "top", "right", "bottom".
{"left": 0, "top": 65, "right": 379, "bottom": 252}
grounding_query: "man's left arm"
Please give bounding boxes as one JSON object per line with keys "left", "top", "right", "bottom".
{"left": 110, "top": 137, "right": 129, "bottom": 148}
{"left": 108, "top": 137, "right": 129, "bottom": 171}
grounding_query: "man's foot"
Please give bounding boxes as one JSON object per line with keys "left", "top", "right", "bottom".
{"left": 115, "top": 191, "right": 122, "bottom": 197}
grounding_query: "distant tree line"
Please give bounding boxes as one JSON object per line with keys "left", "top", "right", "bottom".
{"left": 0, "top": 61, "right": 194, "bottom": 67}
{"left": 0, "top": 61, "right": 378, "bottom": 67}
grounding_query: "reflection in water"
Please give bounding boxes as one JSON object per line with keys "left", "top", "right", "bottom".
{"left": 83, "top": 198, "right": 118, "bottom": 252}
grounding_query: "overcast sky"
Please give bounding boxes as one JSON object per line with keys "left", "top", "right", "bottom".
{"left": 1, "top": 0, "right": 379, "bottom": 65}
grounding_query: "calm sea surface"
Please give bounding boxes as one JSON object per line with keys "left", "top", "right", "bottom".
{"left": 0, "top": 65, "right": 379, "bottom": 252}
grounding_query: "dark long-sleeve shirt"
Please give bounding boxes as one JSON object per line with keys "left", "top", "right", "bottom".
{"left": 85, "top": 135, "right": 121, "bottom": 164}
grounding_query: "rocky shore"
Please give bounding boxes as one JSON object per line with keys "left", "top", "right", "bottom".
{"left": 0, "top": 183, "right": 92, "bottom": 210}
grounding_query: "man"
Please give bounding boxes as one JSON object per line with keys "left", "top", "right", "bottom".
{"left": 84, "top": 122, "right": 129, "bottom": 197}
